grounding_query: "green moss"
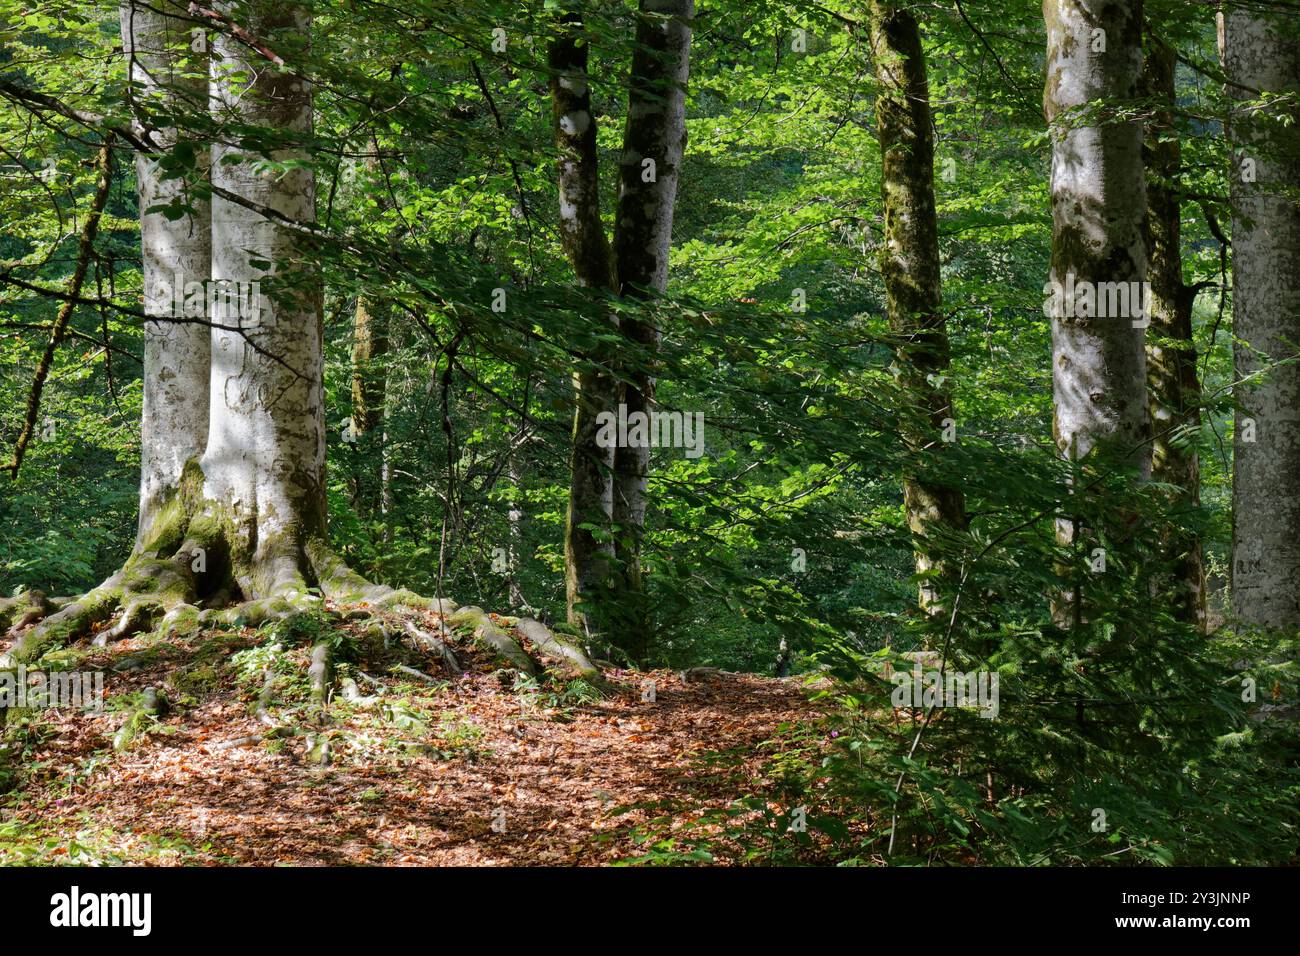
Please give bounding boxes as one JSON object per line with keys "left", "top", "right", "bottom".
{"left": 35, "top": 646, "right": 94, "bottom": 670}
{"left": 139, "top": 506, "right": 183, "bottom": 558}
{"left": 447, "top": 606, "right": 486, "bottom": 630}
{"left": 155, "top": 603, "right": 202, "bottom": 639}
{"left": 43, "top": 588, "right": 122, "bottom": 643}
{"left": 184, "top": 512, "right": 226, "bottom": 548}
{"left": 169, "top": 662, "right": 221, "bottom": 698}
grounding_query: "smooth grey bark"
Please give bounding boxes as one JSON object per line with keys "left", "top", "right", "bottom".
{"left": 609, "top": 0, "right": 693, "bottom": 640}
{"left": 1044, "top": 0, "right": 1149, "bottom": 631}
{"left": 119, "top": 0, "right": 212, "bottom": 548}
{"left": 1226, "top": 6, "right": 1300, "bottom": 630}
{"left": 549, "top": 14, "right": 618, "bottom": 637}
{"left": 1142, "top": 34, "right": 1205, "bottom": 628}
{"left": 1044, "top": 0, "right": 1150, "bottom": 473}
{"left": 869, "top": 0, "right": 966, "bottom": 617}
{"left": 1044, "top": 0, "right": 1149, "bottom": 627}
{"left": 5, "top": 1, "right": 571, "bottom": 677}
{"left": 202, "top": 0, "right": 327, "bottom": 598}
{"left": 4, "top": 5, "right": 214, "bottom": 670}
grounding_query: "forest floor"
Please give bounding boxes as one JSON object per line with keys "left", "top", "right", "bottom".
{"left": 0, "top": 604, "right": 833, "bottom": 865}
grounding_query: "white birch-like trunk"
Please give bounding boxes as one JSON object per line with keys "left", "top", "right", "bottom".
{"left": 120, "top": 0, "right": 211, "bottom": 549}
{"left": 202, "top": 1, "right": 327, "bottom": 598}
{"left": 1226, "top": 7, "right": 1300, "bottom": 629}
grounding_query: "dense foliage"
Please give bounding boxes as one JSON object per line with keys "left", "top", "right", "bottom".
{"left": 1, "top": 0, "right": 1296, "bottom": 865}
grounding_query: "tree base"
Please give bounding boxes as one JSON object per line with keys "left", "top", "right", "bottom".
{"left": 1, "top": 481, "right": 603, "bottom": 709}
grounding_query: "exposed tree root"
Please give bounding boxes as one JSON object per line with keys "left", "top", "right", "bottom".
{"left": 391, "top": 663, "right": 440, "bottom": 684}
{"left": 112, "top": 685, "right": 169, "bottom": 751}
{"left": 2, "top": 475, "right": 607, "bottom": 769}
{"left": 447, "top": 606, "right": 539, "bottom": 676}
{"left": 515, "top": 617, "right": 606, "bottom": 685}
{"left": 400, "top": 620, "right": 460, "bottom": 674}
{"left": 308, "top": 641, "right": 331, "bottom": 708}
{"left": 256, "top": 665, "right": 282, "bottom": 729}
{"left": 0, "top": 590, "right": 63, "bottom": 632}
{"left": 1, "top": 580, "right": 123, "bottom": 668}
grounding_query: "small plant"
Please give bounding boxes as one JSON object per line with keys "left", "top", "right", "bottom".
{"left": 512, "top": 672, "right": 603, "bottom": 717}
{"left": 434, "top": 713, "right": 490, "bottom": 761}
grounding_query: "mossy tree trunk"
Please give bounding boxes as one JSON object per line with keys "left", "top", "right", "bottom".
{"left": 350, "top": 293, "right": 389, "bottom": 523}
{"left": 607, "top": 0, "right": 694, "bottom": 653}
{"left": 549, "top": 13, "right": 619, "bottom": 639}
{"left": 1141, "top": 33, "right": 1205, "bottom": 628}
{"left": 869, "top": 0, "right": 967, "bottom": 616}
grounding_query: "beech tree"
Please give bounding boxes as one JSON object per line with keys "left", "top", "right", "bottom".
{"left": 201, "top": 0, "right": 328, "bottom": 600}
{"left": 1225, "top": 4, "right": 1300, "bottom": 630}
{"left": 868, "top": 0, "right": 966, "bottom": 615}
{"left": 548, "top": 11, "right": 618, "bottom": 639}
{"left": 1, "top": 0, "right": 1297, "bottom": 870}
{"left": 2, "top": 0, "right": 598, "bottom": 686}
{"left": 610, "top": 0, "right": 694, "bottom": 642}
{"left": 548, "top": 2, "right": 692, "bottom": 653}
{"left": 118, "top": 0, "right": 212, "bottom": 548}
{"left": 1043, "top": 0, "right": 1149, "bottom": 622}
{"left": 1044, "top": 0, "right": 1149, "bottom": 469}
{"left": 349, "top": 294, "right": 389, "bottom": 520}
{"left": 1142, "top": 31, "right": 1205, "bottom": 627}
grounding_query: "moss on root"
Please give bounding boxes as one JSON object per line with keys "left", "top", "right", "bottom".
{"left": 0, "top": 591, "right": 54, "bottom": 632}
{"left": 0, "top": 583, "right": 123, "bottom": 668}
{"left": 155, "top": 602, "right": 203, "bottom": 639}
{"left": 448, "top": 606, "right": 539, "bottom": 676}
{"left": 2, "top": 459, "right": 606, "bottom": 703}
{"left": 514, "top": 617, "right": 605, "bottom": 685}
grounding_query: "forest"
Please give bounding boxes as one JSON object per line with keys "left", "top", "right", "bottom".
{"left": 0, "top": 0, "right": 1296, "bottom": 873}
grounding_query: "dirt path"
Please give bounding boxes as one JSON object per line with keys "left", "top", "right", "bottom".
{"left": 1, "top": 621, "right": 827, "bottom": 865}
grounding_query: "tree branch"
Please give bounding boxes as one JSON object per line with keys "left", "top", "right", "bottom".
{"left": 5, "top": 135, "right": 115, "bottom": 479}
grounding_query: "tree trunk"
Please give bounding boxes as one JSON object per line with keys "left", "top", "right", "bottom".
{"left": 1141, "top": 34, "right": 1205, "bottom": 628}
{"left": 608, "top": 0, "right": 693, "bottom": 648}
{"left": 1044, "top": 0, "right": 1150, "bottom": 625}
{"left": 869, "top": 0, "right": 966, "bottom": 616}
{"left": 5, "top": 0, "right": 572, "bottom": 675}
{"left": 1044, "top": 0, "right": 1149, "bottom": 470}
{"left": 506, "top": 448, "right": 527, "bottom": 610}
{"left": 549, "top": 15, "right": 618, "bottom": 638}
{"left": 119, "top": 0, "right": 212, "bottom": 550}
{"left": 202, "top": 0, "right": 327, "bottom": 599}
{"left": 1226, "top": 7, "right": 1300, "bottom": 630}
{"left": 350, "top": 293, "right": 389, "bottom": 520}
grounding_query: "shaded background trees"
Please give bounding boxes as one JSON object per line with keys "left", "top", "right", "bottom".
{"left": 1, "top": 0, "right": 1297, "bottom": 864}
